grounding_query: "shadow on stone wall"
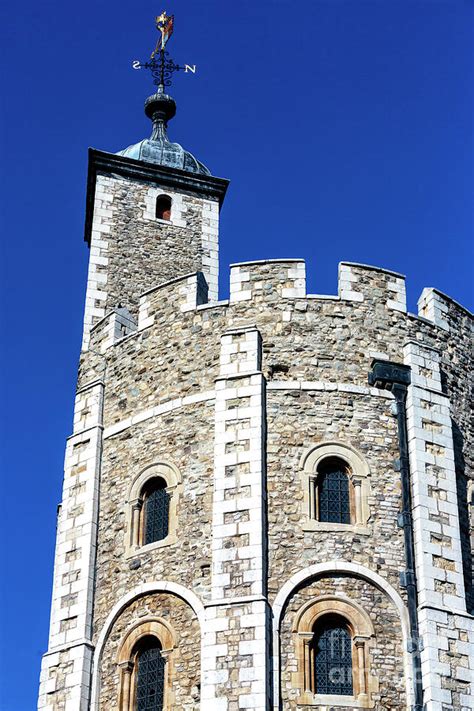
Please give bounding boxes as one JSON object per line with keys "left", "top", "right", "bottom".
{"left": 452, "top": 418, "right": 473, "bottom": 613}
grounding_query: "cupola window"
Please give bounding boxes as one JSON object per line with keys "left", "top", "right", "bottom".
{"left": 155, "top": 195, "right": 172, "bottom": 221}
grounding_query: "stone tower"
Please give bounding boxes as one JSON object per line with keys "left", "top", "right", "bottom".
{"left": 39, "top": 33, "right": 473, "bottom": 711}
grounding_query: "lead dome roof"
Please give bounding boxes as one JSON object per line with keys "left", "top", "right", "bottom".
{"left": 117, "top": 90, "right": 210, "bottom": 176}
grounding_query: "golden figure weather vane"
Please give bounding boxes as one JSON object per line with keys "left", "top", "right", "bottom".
{"left": 151, "top": 11, "right": 175, "bottom": 59}
{"left": 132, "top": 13, "right": 196, "bottom": 91}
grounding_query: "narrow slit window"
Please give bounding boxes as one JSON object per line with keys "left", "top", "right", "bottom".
{"left": 155, "top": 195, "right": 172, "bottom": 221}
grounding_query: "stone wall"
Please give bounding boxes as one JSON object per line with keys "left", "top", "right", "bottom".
{"left": 93, "top": 402, "right": 215, "bottom": 638}
{"left": 41, "top": 219, "right": 473, "bottom": 711}
{"left": 266, "top": 389, "right": 407, "bottom": 600}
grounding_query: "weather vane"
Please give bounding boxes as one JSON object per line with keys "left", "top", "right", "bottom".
{"left": 132, "top": 12, "right": 196, "bottom": 90}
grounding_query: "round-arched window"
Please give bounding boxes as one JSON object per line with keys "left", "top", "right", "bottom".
{"left": 312, "top": 614, "right": 353, "bottom": 696}
{"left": 135, "top": 636, "right": 166, "bottom": 711}
{"left": 142, "top": 478, "right": 170, "bottom": 545}
{"left": 316, "top": 458, "right": 351, "bottom": 524}
{"left": 155, "top": 195, "right": 172, "bottom": 221}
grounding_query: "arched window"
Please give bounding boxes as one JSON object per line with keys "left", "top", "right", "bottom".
{"left": 117, "top": 619, "right": 175, "bottom": 711}
{"left": 142, "top": 478, "right": 170, "bottom": 545}
{"left": 127, "top": 462, "right": 181, "bottom": 554}
{"left": 135, "top": 637, "right": 165, "bottom": 711}
{"left": 301, "top": 443, "right": 371, "bottom": 531}
{"left": 293, "top": 595, "right": 374, "bottom": 707}
{"left": 155, "top": 195, "right": 172, "bottom": 221}
{"left": 312, "top": 614, "right": 353, "bottom": 696}
{"left": 317, "top": 458, "right": 351, "bottom": 524}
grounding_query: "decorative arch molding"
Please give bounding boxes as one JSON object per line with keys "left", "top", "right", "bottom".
{"left": 129, "top": 461, "right": 182, "bottom": 502}
{"left": 300, "top": 441, "right": 371, "bottom": 531}
{"left": 300, "top": 440, "right": 370, "bottom": 476}
{"left": 292, "top": 594, "right": 374, "bottom": 638}
{"left": 90, "top": 582, "right": 204, "bottom": 711}
{"left": 272, "top": 561, "right": 413, "bottom": 711}
{"left": 117, "top": 616, "right": 176, "bottom": 662}
{"left": 126, "top": 462, "right": 182, "bottom": 555}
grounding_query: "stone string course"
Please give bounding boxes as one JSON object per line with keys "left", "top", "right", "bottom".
{"left": 39, "top": 165, "right": 473, "bottom": 711}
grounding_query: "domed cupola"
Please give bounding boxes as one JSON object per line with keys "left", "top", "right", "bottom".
{"left": 117, "top": 87, "right": 210, "bottom": 175}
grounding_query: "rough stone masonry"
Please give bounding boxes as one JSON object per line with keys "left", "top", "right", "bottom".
{"left": 38, "top": 98, "right": 473, "bottom": 711}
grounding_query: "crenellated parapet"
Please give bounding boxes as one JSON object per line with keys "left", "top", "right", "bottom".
{"left": 85, "top": 260, "right": 472, "bottom": 354}
{"left": 44, "top": 251, "right": 473, "bottom": 711}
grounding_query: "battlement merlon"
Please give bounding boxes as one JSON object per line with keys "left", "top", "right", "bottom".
{"left": 138, "top": 271, "right": 209, "bottom": 330}
{"left": 83, "top": 149, "right": 229, "bottom": 246}
{"left": 230, "top": 259, "right": 307, "bottom": 302}
{"left": 418, "top": 287, "right": 474, "bottom": 332}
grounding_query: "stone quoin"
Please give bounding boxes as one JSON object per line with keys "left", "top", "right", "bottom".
{"left": 38, "top": 17, "right": 473, "bottom": 711}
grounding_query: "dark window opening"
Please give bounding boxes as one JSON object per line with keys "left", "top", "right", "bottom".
{"left": 156, "top": 195, "right": 172, "bottom": 221}
{"left": 143, "top": 478, "right": 170, "bottom": 544}
{"left": 312, "top": 615, "right": 353, "bottom": 696}
{"left": 136, "top": 637, "right": 165, "bottom": 711}
{"left": 317, "top": 459, "right": 351, "bottom": 524}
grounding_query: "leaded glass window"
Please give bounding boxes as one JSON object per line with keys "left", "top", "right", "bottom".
{"left": 143, "top": 478, "right": 170, "bottom": 545}
{"left": 136, "top": 638, "right": 165, "bottom": 711}
{"left": 313, "top": 616, "right": 353, "bottom": 696}
{"left": 317, "top": 461, "right": 350, "bottom": 523}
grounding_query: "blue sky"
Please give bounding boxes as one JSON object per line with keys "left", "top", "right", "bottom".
{"left": 1, "top": 1, "right": 473, "bottom": 708}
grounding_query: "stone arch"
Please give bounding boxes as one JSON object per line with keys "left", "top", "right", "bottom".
{"left": 129, "top": 462, "right": 182, "bottom": 501}
{"left": 300, "top": 441, "right": 370, "bottom": 476}
{"left": 272, "top": 561, "right": 413, "bottom": 711}
{"left": 117, "top": 616, "right": 176, "bottom": 662}
{"left": 116, "top": 616, "right": 176, "bottom": 710}
{"left": 90, "top": 582, "right": 204, "bottom": 710}
{"left": 292, "top": 594, "right": 374, "bottom": 637}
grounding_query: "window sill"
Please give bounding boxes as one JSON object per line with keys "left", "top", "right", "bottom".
{"left": 125, "top": 534, "right": 177, "bottom": 558}
{"left": 298, "top": 692, "right": 371, "bottom": 707}
{"left": 154, "top": 218, "right": 186, "bottom": 228}
{"left": 302, "top": 520, "right": 370, "bottom": 535}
